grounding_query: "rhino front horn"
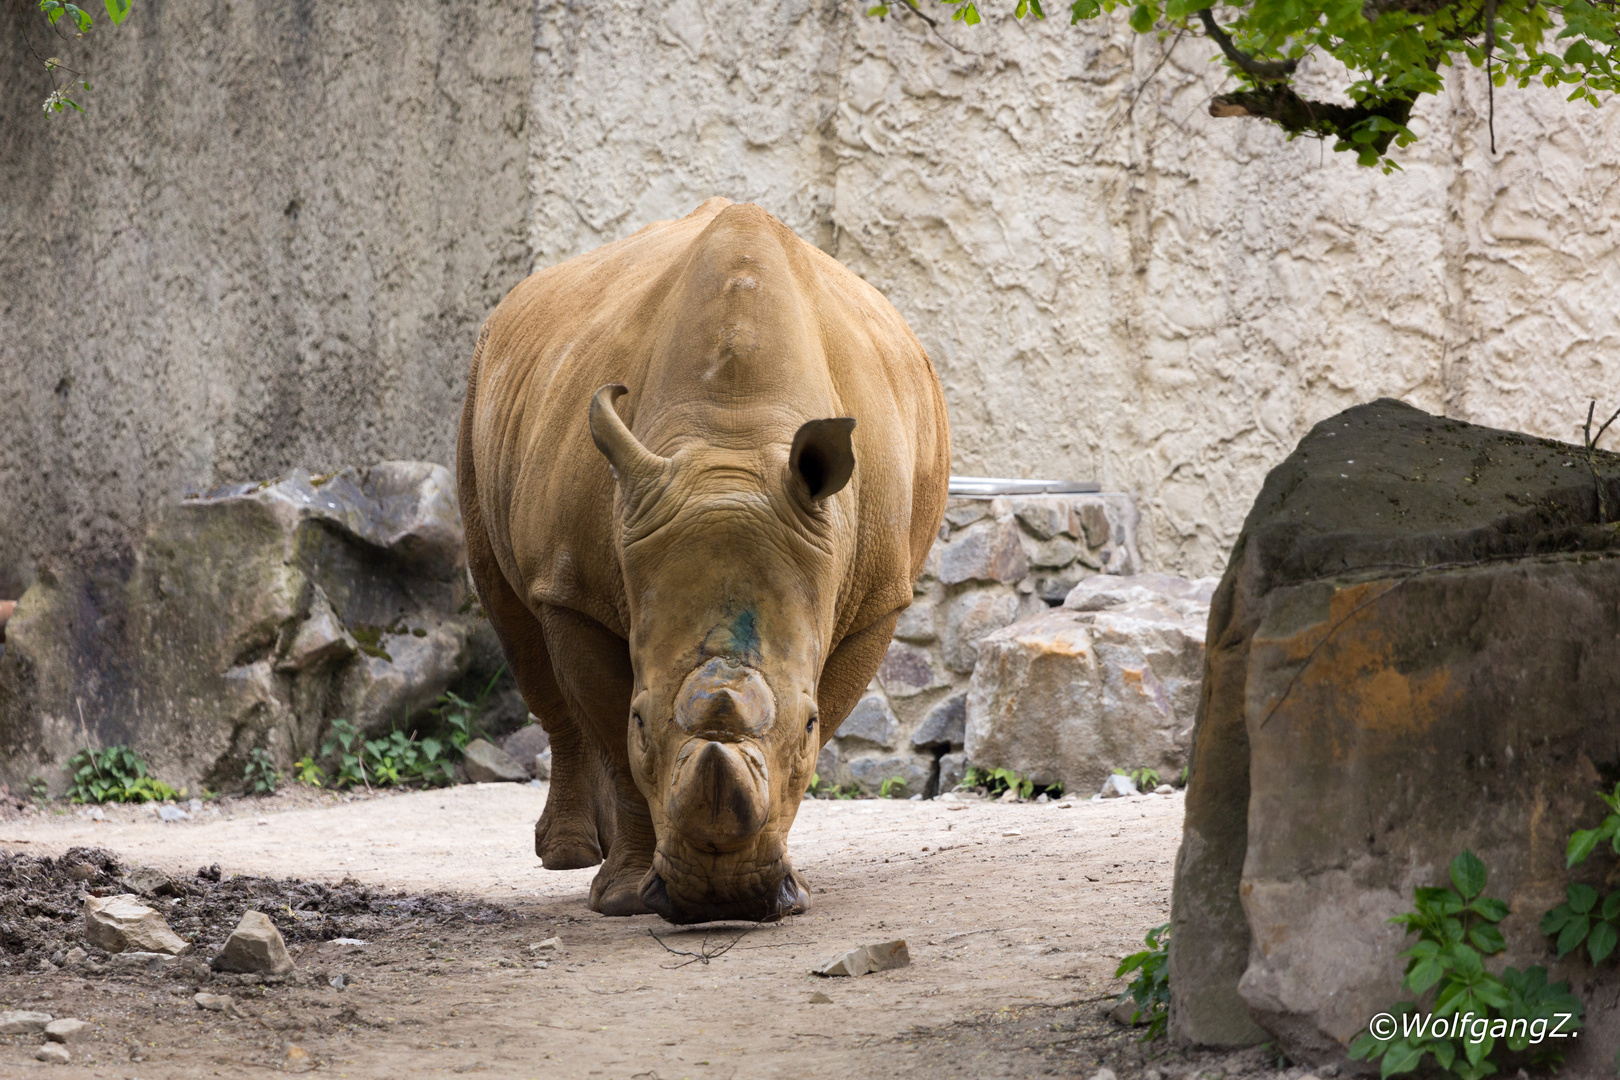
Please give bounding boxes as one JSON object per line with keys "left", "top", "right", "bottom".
{"left": 667, "top": 739, "right": 770, "bottom": 852}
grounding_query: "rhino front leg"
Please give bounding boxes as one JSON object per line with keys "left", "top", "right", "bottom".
{"left": 460, "top": 486, "right": 614, "bottom": 870}
{"left": 539, "top": 605, "right": 658, "bottom": 915}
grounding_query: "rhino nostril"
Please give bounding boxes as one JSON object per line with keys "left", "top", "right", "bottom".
{"left": 639, "top": 871, "right": 673, "bottom": 919}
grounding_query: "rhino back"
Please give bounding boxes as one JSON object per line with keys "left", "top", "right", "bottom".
{"left": 462, "top": 198, "right": 949, "bottom": 643}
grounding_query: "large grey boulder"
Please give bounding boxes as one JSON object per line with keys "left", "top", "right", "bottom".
{"left": 963, "top": 574, "right": 1212, "bottom": 792}
{"left": 1171, "top": 400, "right": 1620, "bottom": 1072}
{"left": 0, "top": 463, "right": 494, "bottom": 794}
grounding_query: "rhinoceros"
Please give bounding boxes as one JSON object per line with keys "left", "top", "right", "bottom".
{"left": 457, "top": 198, "right": 950, "bottom": 923}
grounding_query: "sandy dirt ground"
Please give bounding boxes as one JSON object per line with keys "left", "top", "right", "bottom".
{"left": 0, "top": 784, "right": 1245, "bottom": 1080}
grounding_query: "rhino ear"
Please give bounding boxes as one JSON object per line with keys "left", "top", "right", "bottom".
{"left": 789, "top": 418, "right": 856, "bottom": 502}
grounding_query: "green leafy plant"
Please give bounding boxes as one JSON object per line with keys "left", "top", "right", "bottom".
{"left": 1114, "top": 922, "right": 1170, "bottom": 1041}
{"left": 293, "top": 755, "right": 325, "bottom": 787}
{"left": 432, "top": 664, "right": 507, "bottom": 752}
{"left": 809, "top": 774, "right": 861, "bottom": 799}
{"left": 32, "top": 1, "right": 134, "bottom": 116}
{"left": 65, "top": 746, "right": 180, "bottom": 804}
{"left": 879, "top": 775, "right": 909, "bottom": 798}
{"left": 320, "top": 718, "right": 370, "bottom": 788}
{"left": 961, "top": 765, "right": 1035, "bottom": 799}
{"left": 1350, "top": 851, "right": 1582, "bottom": 1079}
{"left": 26, "top": 776, "right": 49, "bottom": 803}
{"left": 1541, "top": 782, "right": 1620, "bottom": 964}
{"left": 242, "top": 747, "right": 280, "bottom": 795}
{"left": 866, "top": 0, "right": 1620, "bottom": 171}
{"left": 317, "top": 719, "right": 456, "bottom": 790}
{"left": 1117, "top": 766, "right": 1160, "bottom": 791}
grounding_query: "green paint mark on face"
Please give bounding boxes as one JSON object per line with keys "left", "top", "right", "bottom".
{"left": 700, "top": 606, "right": 761, "bottom": 663}
{"left": 730, "top": 608, "right": 760, "bottom": 660}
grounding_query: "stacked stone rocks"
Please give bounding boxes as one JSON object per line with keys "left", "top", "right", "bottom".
{"left": 816, "top": 490, "right": 1169, "bottom": 798}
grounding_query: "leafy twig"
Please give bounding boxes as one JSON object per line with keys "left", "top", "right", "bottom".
{"left": 1195, "top": 8, "right": 1296, "bottom": 80}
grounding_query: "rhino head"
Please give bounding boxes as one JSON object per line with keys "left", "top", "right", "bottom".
{"left": 590, "top": 383, "right": 855, "bottom": 924}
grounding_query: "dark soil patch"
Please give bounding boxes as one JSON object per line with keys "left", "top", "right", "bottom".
{"left": 0, "top": 846, "right": 511, "bottom": 971}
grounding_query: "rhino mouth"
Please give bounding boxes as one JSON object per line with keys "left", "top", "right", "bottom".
{"left": 638, "top": 855, "right": 809, "bottom": 925}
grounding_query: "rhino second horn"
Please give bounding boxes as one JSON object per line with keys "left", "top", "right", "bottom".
{"left": 668, "top": 739, "right": 771, "bottom": 852}
{"left": 589, "top": 383, "right": 669, "bottom": 485}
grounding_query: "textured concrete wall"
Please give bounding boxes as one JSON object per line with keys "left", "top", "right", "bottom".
{"left": 0, "top": 0, "right": 532, "bottom": 596}
{"left": 530, "top": 0, "right": 1620, "bottom": 577}
{"left": 6, "top": 0, "right": 1615, "bottom": 589}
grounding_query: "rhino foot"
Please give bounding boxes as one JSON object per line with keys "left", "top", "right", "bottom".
{"left": 589, "top": 858, "right": 655, "bottom": 916}
{"left": 534, "top": 817, "right": 604, "bottom": 870}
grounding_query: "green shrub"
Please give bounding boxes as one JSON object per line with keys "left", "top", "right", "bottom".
{"left": 1115, "top": 922, "right": 1170, "bottom": 1041}
{"left": 1350, "top": 851, "right": 1582, "bottom": 1079}
{"left": 317, "top": 719, "right": 455, "bottom": 790}
{"left": 961, "top": 765, "right": 1034, "bottom": 799}
{"left": 242, "top": 747, "right": 280, "bottom": 795}
{"left": 65, "top": 746, "right": 180, "bottom": 804}
{"left": 431, "top": 663, "right": 507, "bottom": 752}
{"left": 1117, "top": 766, "right": 1159, "bottom": 791}
{"left": 293, "top": 755, "right": 325, "bottom": 787}
{"left": 879, "top": 775, "right": 909, "bottom": 799}
{"left": 808, "top": 773, "right": 860, "bottom": 800}
{"left": 1542, "top": 782, "right": 1620, "bottom": 964}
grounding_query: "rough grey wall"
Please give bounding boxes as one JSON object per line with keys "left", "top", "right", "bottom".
{"left": 529, "top": 1, "right": 1620, "bottom": 578}
{"left": 0, "top": 0, "right": 532, "bottom": 597}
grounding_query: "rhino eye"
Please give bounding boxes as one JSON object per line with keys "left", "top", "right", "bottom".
{"left": 805, "top": 713, "right": 817, "bottom": 734}
{"left": 633, "top": 711, "right": 644, "bottom": 729}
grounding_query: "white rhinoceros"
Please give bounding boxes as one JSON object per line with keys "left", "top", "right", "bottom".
{"left": 458, "top": 198, "right": 949, "bottom": 923}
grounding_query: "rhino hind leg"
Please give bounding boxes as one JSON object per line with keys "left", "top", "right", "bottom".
{"left": 539, "top": 605, "right": 658, "bottom": 914}
{"left": 532, "top": 725, "right": 614, "bottom": 870}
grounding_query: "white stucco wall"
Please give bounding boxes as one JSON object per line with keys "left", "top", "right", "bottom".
{"left": 530, "top": 0, "right": 1620, "bottom": 577}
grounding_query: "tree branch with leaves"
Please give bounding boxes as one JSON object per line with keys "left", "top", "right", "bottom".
{"left": 867, "top": 0, "right": 1619, "bottom": 170}
{"left": 27, "top": 0, "right": 133, "bottom": 115}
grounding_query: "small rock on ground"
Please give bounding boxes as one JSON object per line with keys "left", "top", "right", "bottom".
{"left": 44, "top": 1018, "right": 90, "bottom": 1043}
{"left": 1099, "top": 774, "right": 1138, "bottom": 798}
{"left": 0, "top": 1010, "right": 52, "bottom": 1034}
{"left": 211, "top": 909, "right": 293, "bottom": 974}
{"left": 123, "top": 865, "right": 179, "bottom": 896}
{"left": 808, "top": 991, "right": 832, "bottom": 1004}
{"left": 35, "top": 1043, "right": 71, "bottom": 1064}
{"left": 462, "top": 738, "right": 529, "bottom": 783}
{"left": 83, "top": 893, "right": 190, "bottom": 955}
{"left": 812, "top": 939, "right": 909, "bottom": 976}
{"left": 194, "top": 993, "right": 234, "bottom": 1012}
{"left": 499, "top": 724, "right": 550, "bottom": 774}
